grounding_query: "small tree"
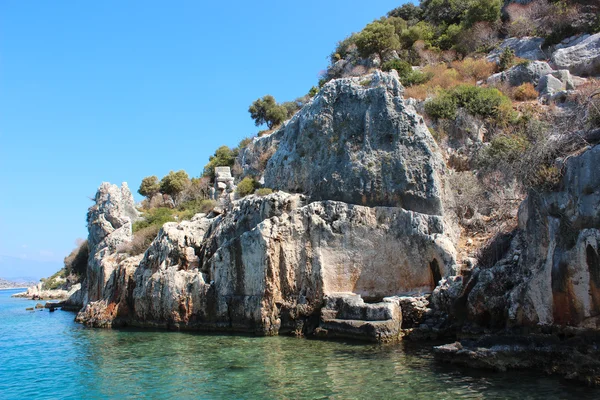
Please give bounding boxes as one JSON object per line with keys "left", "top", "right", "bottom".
{"left": 138, "top": 176, "right": 161, "bottom": 199}
{"left": 160, "top": 170, "right": 190, "bottom": 202}
{"left": 248, "top": 95, "right": 288, "bottom": 129}
{"left": 203, "top": 145, "right": 237, "bottom": 178}
{"left": 355, "top": 21, "right": 400, "bottom": 58}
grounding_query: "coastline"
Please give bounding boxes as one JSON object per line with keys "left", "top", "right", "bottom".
{"left": 0, "top": 287, "right": 28, "bottom": 291}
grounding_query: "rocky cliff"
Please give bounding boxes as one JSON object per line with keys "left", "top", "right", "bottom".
{"left": 75, "top": 72, "right": 458, "bottom": 342}
{"left": 264, "top": 71, "right": 449, "bottom": 216}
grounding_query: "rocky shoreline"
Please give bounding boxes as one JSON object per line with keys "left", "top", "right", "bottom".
{"left": 36, "top": 66, "right": 600, "bottom": 384}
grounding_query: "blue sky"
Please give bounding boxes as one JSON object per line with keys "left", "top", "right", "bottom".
{"left": 0, "top": 0, "right": 406, "bottom": 279}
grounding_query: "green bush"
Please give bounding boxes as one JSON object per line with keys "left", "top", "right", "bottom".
{"left": 133, "top": 207, "right": 176, "bottom": 232}
{"left": 451, "top": 85, "right": 511, "bottom": 119}
{"left": 381, "top": 60, "right": 432, "bottom": 87}
{"left": 63, "top": 240, "right": 89, "bottom": 277}
{"left": 463, "top": 0, "right": 502, "bottom": 28}
{"left": 236, "top": 177, "right": 260, "bottom": 198}
{"left": 254, "top": 188, "right": 273, "bottom": 196}
{"left": 479, "top": 134, "right": 530, "bottom": 168}
{"left": 355, "top": 21, "right": 400, "bottom": 58}
{"left": 308, "top": 86, "right": 319, "bottom": 97}
{"left": 203, "top": 146, "right": 238, "bottom": 177}
{"left": 498, "top": 47, "right": 515, "bottom": 71}
{"left": 424, "top": 92, "right": 458, "bottom": 120}
{"left": 138, "top": 176, "right": 160, "bottom": 199}
{"left": 381, "top": 59, "right": 412, "bottom": 75}
{"left": 177, "top": 199, "right": 216, "bottom": 220}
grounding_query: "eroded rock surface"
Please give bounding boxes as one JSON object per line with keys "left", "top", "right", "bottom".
{"left": 264, "top": 71, "right": 450, "bottom": 216}
{"left": 551, "top": 33, "right": 600, "bottom": 76}
{"left": 76, "top": 189, "right": 457, "bottom": 339}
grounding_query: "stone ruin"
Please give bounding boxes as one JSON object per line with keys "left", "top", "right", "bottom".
{"left": 210, "top": 166, "right": 235, "bottom": 202}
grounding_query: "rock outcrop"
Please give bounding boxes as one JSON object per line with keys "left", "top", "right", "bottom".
{"left": 84, "top": 182, "right": 138, "bottom": 305}
{"left": 551, "top": 33, "right": 600, "bottom": 76}
{"left": 486, "top": 61, "right": 553, "bottom": 87}
{"left": 487, "top": 37, "right": 547, "bottom": 63}
{"left": 76, "top": 190, "right": 457, "bottom": 338}
{"left": 263, "top": 71, "right": 450, "bottom": 216}
{"left": 458, "top": 145, "right": 600, "bottom": 330}
{"left": 72, "top": 72, "right": 460, "bottom": 341}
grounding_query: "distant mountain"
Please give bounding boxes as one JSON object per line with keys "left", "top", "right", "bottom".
{"left": 0, "top": 277, "right": 37, "bottom": 289}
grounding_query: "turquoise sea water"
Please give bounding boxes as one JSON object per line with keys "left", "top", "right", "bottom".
{"left": 1, "top": 289, "right": 599, "bottom": 399}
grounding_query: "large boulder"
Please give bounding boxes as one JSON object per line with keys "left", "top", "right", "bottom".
{"left": 551, "top": 33, "right": 600, "bottom": 76}
{"left": 487, "top": 61, "right": 554, "bottom": 87}
{"left": 264, "top": 71, "right": 450, "bottom": 216}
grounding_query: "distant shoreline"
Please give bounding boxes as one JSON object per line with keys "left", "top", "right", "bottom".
{"left": 0, "top": 287, "right": 28, "bottom": 291}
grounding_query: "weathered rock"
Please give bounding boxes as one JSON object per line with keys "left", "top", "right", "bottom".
{"left": 236, "top": 129, "right": 286, "bottom": 181}
{"left": 316, "top": 293, "right": 402, "bottom": 342}
{"left": 264, "top": 71, "right": 451, "bottom": 216}
{"left": 537, "top": 74, "right": 564, "bottom": 96}
{"left": 487, "top": 61, "right": 554, "bottom": 87}
{"left": 434, "top": 333, "right": 600, "bottom": 385}
{"left": 454, "top": 144, "right": 600, "bottom": 330}
{"left": 487, "top": 37, "right": 547, "bottom": 63}
{"left": 551, "top": 33, "right": 600, "bottom": 76}
{"left": 76, "top": 191, "right": 457, "bottom": 339}
{"left": 84, "top": 182, "right": 138, "bottom": 305}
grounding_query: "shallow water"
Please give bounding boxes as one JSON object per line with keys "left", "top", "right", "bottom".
{"left": 0, "top": 289, "right": 598, "bottom": 399}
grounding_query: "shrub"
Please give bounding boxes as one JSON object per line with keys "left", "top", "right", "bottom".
{"left": 478, "top": 134, "right": 530, "bottom": 169}
{"left": 255, "top": 188, "right": 273, "bottom": 196}
{"left": 138, "top": 176, "right": 160, "bottom": 199}
{"left": 133, "top": 207, "right": 176, "bottom": 232}
{"left": 498, "top": 47, "right": 515, "bottom": 71}
{"left": 381, "top": 59, "right": 412, "bottom": 76}
{"left": 121, "top": 225, "right": 161, "bottom": 256}
{"left": 463, "top": 0, "right": 502, "bottom": 28}
{"left": 355, "top": 21, "right": 400, "bottom": 58}
{"left": 387, "top": 3, "right": 423, "bottom": 23}
{"left": 451, "top": 85, "right": 512, "bottom": 120}
{"left": 63, "top": 240, "right": 89, "bottom": 277}
{"left": 203, "top": 146, "right": 238, "bottom": 177}
{"left": 400, "top": 21, "right": 435, "bottom": 48}
{"left": 330, "top": 34, "right": 358, "bottom": 64}
{"left": 512, "top": 83, "right": 538, "bottom": 101}
{"left": 236, "top": 177, "right": 260, "bottom": 198}
{"left": 308, "top": 86, "right": 319, "bottom": 97}
{"left": 451, "top": 57, "right": 496, "bottom": 81}
{"left": 425, "top": 92, "right": 458, "bottom": 120}
{"left": 176, "top": 199, "right": 216, "bottom": 220}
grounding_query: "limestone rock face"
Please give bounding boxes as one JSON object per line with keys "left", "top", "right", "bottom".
{"left": 486, "top": 61, "right": 553, "bottom": 87}
{"left": 76, "top": 191, "right": 457, "bottom": 338}
{"left": 84, "top": 182, "right": 138, "bottom": 304}
{"left": 487, "top": 37, "right": 547, "bottom": 63}
{"left": 551, "top": 33, "right": 600, "bottom": 76}
{"left": 236, "top": 129, "right": 285, "bottom": 181}
{"left": 264, "top": 71, "right": 449, "bottom": 216}
{"left": 464, "top": 145, "right": 600, "bottom": 329}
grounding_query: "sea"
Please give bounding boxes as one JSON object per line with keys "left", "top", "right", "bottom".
{"left": 1, "top": 288, "right": 599, "bottom": 399}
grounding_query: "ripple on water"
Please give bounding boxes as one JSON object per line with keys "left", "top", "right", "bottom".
{"left": 0, "top": 289, "right": 598, "bottom": 399}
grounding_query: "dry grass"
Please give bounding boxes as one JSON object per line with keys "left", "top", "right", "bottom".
{"left": 451, "top": 57, "right": 496, "bottom": 82}
{"left": 119, "top": 225, "right": 161, "bottom": 256}
{"left": 512, "top": 83, "right": 539, "bottom": 101}
{"left": 404, "top": 64, "right": 472, "bottom": 100}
